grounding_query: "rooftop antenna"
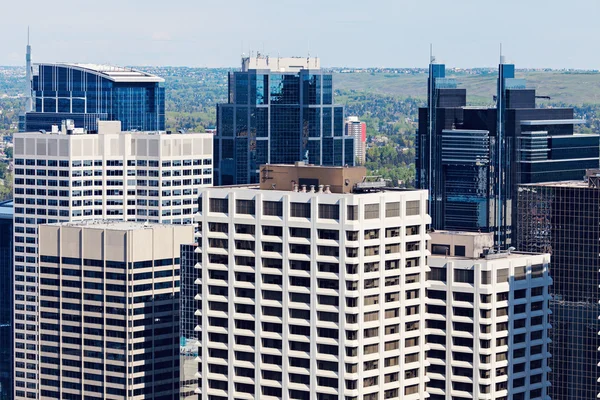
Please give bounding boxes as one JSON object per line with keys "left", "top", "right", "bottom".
{"left": 500, "top": 43, "right": 505, "bottom": 64}
{"left": 25, "top": 26, "right": 33, "bottom": 112}
{"left": 429, "top": 43, "right": 435, "bottom": 63}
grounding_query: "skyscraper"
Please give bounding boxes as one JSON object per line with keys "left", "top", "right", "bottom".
{"left": 21, "top": 63, "right": 165, "bottom": 132}
{"left": 0, "top": 200, "right": 13, "bottom": 400}
{"left": 12, "top": 121, "right": 212, "bottom": 399}
{"left": 213, "top": 55, "right": 354, "bottom": 185}
{"left": 517, "top": 171, "right": 600, "bottom": 400}
{"left": 345, "top": 116, "right": 367, "bottom": 165}
{"left": 416, "top": 56, "right": 600, "bottom": 247}
{"left": 37, "top": 221, "right": 193, "bottom": 400}
{"left": 195, "top": 163, "right": 430, "bottom": 399}
{"left": 427, "top": 231, "right": 552, "bottom": 400}
{"left": 179, "top": 243, "right": 200, "bottom": 400}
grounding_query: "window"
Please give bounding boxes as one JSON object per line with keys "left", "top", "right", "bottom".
{"left": 514, "top": 266, "right": 526, "bottom": 281}
{"left": 385, "top": 202, "right": 400, "bottom": 217}
{"left": 263, "top": 201, "right": 283, "bottom": 216}
{"left": 454, "top": 269, "right": 474, "bottom": 284}
{"left": 236, "top": 199, "right": 255, "bottom": 215}
{"left": 290, "top": 202, "right": 311, "bottom": 218}
{"left": 481, "top": 270, "right": 491, "bottom": 285}
{"left": 454, "top": 245, "right": 466, "bottom": 257}
{"left": 431, "top": 244, "right": 450, "bottom": 256}
{"left": 531, "top": 264, "right": 544, "bottom": 278}
{"left": 406, "top": 200, "right": 420, "bottom": 216}
{"left": 427, "top": 267, "right": 446, "bottom": 282}
{"left": 364, "top": 203, "right": 379, "bottom": 219}
{"left": 347, "top": 205, "right": 358, "bottom": 220}
{"left": 209, "top": 198, "right": 228, "bottom": 213}
{"left": 318, "top": 204, "right": 340, "bottom": 220}
{"left": 497, "top": 268, "right": 508, "bottom": 283}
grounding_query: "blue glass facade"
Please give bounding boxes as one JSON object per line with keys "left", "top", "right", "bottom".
{"left": 22, "top": 64, "right": 165, "bottom": 132}
{"left": 0, "top": 200, "right": 13, "bottom": 400}
{"left": 416, "top": 62, "right": 600, "bottom": 247}
{"left": 215, "top": 69, "right": 353, "bottom": 185}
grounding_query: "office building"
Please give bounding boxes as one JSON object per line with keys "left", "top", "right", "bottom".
{"left": 427, "top": 231, "right": 552, "bottom": 400}
{"left": 179, "top": 243, "right": 200, "bottom": 400}
{"left": 37, "top": 221, "right": 193, "bottom": 400}
{"left": 0, "top": 200, "right": 13, "bottom": 400}
{"left": 416, "top": 56, "right": 599, "bottom": 247}
{"left": 517, "top": 171, "right": 600, "bottom": 400}
{"left": 12, "top": 121, "right": 213, "bottom": 399}
{"left": 21, "top": 62, "right": 165, "bottom": 132}
{"left": 345, "top": 116, "right": 367, "bottom": 165}
{"left": 214, "top": 55, "right": 354, "bottom": 185}
{"left": 195, "top": 163, "right": 430, "bottom": 399}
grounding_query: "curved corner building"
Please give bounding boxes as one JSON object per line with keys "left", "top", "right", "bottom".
{"left": 22, "top": 63, "right": 165, "bottom": 132}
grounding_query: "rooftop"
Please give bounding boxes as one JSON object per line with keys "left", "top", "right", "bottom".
{"left": 48, "top": 219, "right": 173, "bottom": 231}
{"left": 241, "top": 55, "right": 320, "bottom": 72}
{"left": 36, "top": 63, "right": 165, "bottom": 83}
{"left": 429, "top": 230, "right": 546, "bottom": 260}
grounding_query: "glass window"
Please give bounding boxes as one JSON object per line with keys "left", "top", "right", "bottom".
{"left": 263, "top": 201, "right": 283, "bottom": 217}
{"left": 318, "top": 204, "right": 339, "bottom": 220}
{"left": 406, "top": 200, "right": 420, "bottom": 216}
{"left": 364, "top": 204, "right": 379, "bottom": 219}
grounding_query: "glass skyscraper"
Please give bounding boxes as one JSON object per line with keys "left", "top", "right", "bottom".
{"left": 214, "top": 56, "right": 354, "bottom": 185}
{"left": 0, "top": 200, "right": 13, "bottom": 400}
{"left": 22, "top": 63, "right": 165, "bottom": 132}
{"left": 416, "top": 57, "right": 600, "bottom": 247}
{"left": 517, "top": 174, "right": 600, "bottom": 400}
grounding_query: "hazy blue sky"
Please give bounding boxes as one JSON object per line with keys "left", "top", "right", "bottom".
{"left": 1, "top": 0, "right": 598, "bottom": 68}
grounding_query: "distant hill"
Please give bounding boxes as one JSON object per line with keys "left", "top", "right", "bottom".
{"left": 333, "top": 70, "right": 600, "bottom": 105}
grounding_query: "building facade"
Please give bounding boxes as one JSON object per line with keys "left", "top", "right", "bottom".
{"left": 37, "top": 221, "right": 193, "bottom": 399}
{"left": 12, "top": 121, "right": 213, "bottom": 399}
{"left": 179, "top": 243, "right": 200, "bottom": 400}
{"left": 0, "top": 200, "right": 13, "bottom": 400}
{"left": 427, "top": 231, "right": 552, "bottom": 400}
{"left": 416, "top": 58, "right": 599, "bottom": 247}
{"left": 195, "top": 163, "right": 430, "bottom": 399}
{"left": 517, "top": 173, "right": 600, "bottom": 400}
{"left": 345, "top": 116, "right": 367, "bottom": 165}
{"left": 21, "top": 63, "right": 165, "bottom": 132}
{"left": 214, "top": 56, "right": 354, "bottom": 185}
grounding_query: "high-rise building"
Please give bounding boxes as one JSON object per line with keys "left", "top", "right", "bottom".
{"left": 21, "top": 63, "right": 165, "bottom": 132}
{"left": 214, "top": 55, "right": 354, "bottom": 185}
{"left": 416, "top": 56, "right": 600, "bottom": 247}
{"left": 427, "top": 230, "right": 552, "bottom": 400}
{"left": 0, "top": 200, "right": 13, "bottom": 400}
{"left": 12, "top": 121, "right": 213, "bottom": 399}
{"left": 517, "top": 171, "right": 600, "bottom": 400}
{"left": 195, "top": 163, "right": 430, "bottom": 399}
{"left": 36, "top": 221, "right": 193, "bottom": 400}
{"left": 345, "top": 116, "right": 367, "bottom": 165}
{"left": 179, "top": 243, "right": 200, "bottom": 400}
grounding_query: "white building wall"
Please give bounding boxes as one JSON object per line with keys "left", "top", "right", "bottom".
{"left": 195, "top": 187, "right": 431, "bottom": 400}
{"left": 12, "top": 130, "right": 213, "bottom": 399}
{"left": 427, "top": 253, "right": 552, "bottom": 400}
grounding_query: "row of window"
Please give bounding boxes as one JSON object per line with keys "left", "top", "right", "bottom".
{"left": 15, "top": 158, "right": 212, "bottom": 167}
{"left": 205, "top": 198, "right": 422, "bottom": 219}
{"left": 428, "top": 265, "right": 547, "bottom": 284}
{"left": 209, "top": 223, "right": 421, "bottom": 240}
{"left": 14, "top": 168, "right": 212, "bottom": 177}
{"left": 15, "top": 177, "right": 212, "bottom": 187}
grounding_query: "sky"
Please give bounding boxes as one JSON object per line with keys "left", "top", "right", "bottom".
{"left": 1, "top": 0, "right": 599, "bottom": 69}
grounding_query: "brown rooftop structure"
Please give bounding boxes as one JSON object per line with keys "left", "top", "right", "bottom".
{"left": 258, "top": 162, "right": 369, "bottom": 194}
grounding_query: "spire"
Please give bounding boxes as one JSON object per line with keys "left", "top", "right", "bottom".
{"left": 429, "top": 43, "right": 435, "bottom": 64}
{"left": 25, "top": 27, "right": 33, "bottom": 112}
{"left": 499, "top": 43, "right": 505, "bottom": 65}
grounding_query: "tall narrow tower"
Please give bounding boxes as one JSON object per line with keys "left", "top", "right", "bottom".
{"left": 25, "top": 27, "right": 32, "bottom": 112}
